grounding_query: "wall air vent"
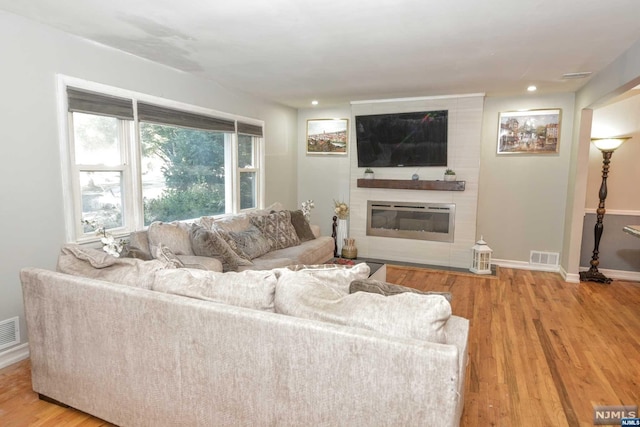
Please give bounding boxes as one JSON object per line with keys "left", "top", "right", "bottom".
{"left": 0, "top": 317, "right": 19, "bottom": 351}
{"left": 530, "top": 251, "right": 559, "bottom": 266}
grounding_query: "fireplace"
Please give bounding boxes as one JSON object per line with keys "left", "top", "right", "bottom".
{"left": 367, "top": 201, "right": 455, "bottom": 243}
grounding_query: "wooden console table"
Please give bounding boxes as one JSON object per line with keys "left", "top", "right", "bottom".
{"left": 357, "top": 178, "right": 465, "bottom": 191}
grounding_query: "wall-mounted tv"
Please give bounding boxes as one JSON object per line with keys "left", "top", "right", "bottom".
{"left": 355, "top": 110, "right": 448, "bottom": 167}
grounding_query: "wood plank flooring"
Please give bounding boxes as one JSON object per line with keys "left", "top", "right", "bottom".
{"left": 386, "top": 265, "right": 640, "bottom": 427}
{"left": 1, "top": 266, "right": 638, "bottom": 426}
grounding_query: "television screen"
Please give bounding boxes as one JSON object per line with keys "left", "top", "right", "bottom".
{"left": 355, "top": 110, "right": 448, "bottom": 167}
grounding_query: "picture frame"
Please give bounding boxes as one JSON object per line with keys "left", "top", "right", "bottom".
{"left": 497, "top": 109, "right": 561, "bottom": 154}
{"left": 306, "top": 118, "right": 349, "bottom": 155}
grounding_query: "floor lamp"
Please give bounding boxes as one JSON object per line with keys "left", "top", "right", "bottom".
{"left": 580, "top": 137, "right": 629, "bottom": 284}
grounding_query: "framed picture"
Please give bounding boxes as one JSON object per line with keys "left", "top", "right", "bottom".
{"left": 497, "top": 109, "right": 561, "bottom": 154}
{"left": 306, "top": 118, "right": 349, "bottom": 155}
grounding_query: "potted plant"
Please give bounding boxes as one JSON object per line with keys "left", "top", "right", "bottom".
{"left": 364, "top": 168, "right": 374, "bottom": 179}
{"left": 444, "top": 168, "right": 456, "bottom": 181}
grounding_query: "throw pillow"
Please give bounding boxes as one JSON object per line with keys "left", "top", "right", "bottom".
{"left": 56, "top": 244, "right": 176, "bottom": 290}
{"left": 250, "top": 210, "right": 300, "bottom": 250}
{"left": 151, "top": 268, "right": 278, "bottom": 312}
{"left": 190, "top": 224, "right": 252, "bottom": 272}
{"left": 229, "top": 224, "right": 272, "bottom": 260}
{"left": 147, "top": 221, "right": 194, "bottom": 256}
{"left": 280, "top": 262, "right": 370, "bottom": 295}
{"left": 275, "top": 270, "right": 451, "bottom": 344}
{"left": 153, "top": 244, "right": 185, "bottom": 269}
{"left": 349, "top": 279, "right": 452, "bottom": 302}
{"left": 289, "top": 210, "right": 316, "bottom": 242}
{"left": 124, "top": 230, "right": 153, "bottom": 260}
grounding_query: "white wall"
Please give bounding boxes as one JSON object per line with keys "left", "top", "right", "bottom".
{"left": 562, "top": 37, "right": 640, "bottom": 278}
{"left": 349, "top": 96, "right": 483, "bottom": 268}
{"left": 587, "top": 92, "right": 640, "bottom": 211}
{"left": 297, "top": 105, "right": 352, "bottom": 235}
{"left": 0, "top": 11, "right": 297, "bottom": 354}
{"left": 478, "top": 93, "right": 576, "bottom": 263}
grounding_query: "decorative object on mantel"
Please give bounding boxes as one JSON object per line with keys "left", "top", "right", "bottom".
{"left": 497, "top": 109, "right": 561, "bottom": 154}
{"left": 81, "top": 219, "right": 127, "bottom": 257}
{"left": 580, "top": 137, "right": 629, "bottom": 284}
{"left": 332, "top": 200, "right": 350, "bottom": 256}
{"left": 412, "top": 173, "right": 419, "bottom": 180}
{"left": 342, "top": 238, "right": 358, "bottom": 259}
{"left": 364, "top": 168, "right": 374, "bottom": 179}
{"left": 301, "top": 199, "right": 315, "bottom": 222}
{"left": 357, "top": 178, "right": 465, "bottom": 191}
{"left": 444, "top": 169, "right": 456, "bottom": 181}
{"left": 470, "top": 236, "right": 493, "bottom": 275}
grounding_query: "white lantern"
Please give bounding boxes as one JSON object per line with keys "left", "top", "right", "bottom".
{"left": 470, "top": 236, "right": 493, "bottom": 275}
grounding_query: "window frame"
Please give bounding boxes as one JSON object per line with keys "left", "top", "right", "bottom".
{"left": 57, "top": 75, "right": 265, "bottom": 243}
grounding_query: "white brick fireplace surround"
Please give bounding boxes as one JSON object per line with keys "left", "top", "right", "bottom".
{"left": 349, "top": 94, "right": 484, "bottom": 268}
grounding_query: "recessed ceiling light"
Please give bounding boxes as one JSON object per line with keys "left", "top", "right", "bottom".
{"left": 311, "top": 100, "right": 319, "bottom": 106}
{"left": 527, "top": 85, "right": 537, "bottom": 92}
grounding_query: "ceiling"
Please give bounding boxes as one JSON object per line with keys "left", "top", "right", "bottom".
{"left": 2, "top": 0, "right": 640, "bottom": 109}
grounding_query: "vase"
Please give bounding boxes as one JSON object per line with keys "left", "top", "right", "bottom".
{"left": 342, "top": 238, "right": 357, "bottom": 259}
{"left": 336, "top": 219, "right": 348, "bottom": 255}
{"left": 444, "top": 174, "right": 456, "bottom": 181}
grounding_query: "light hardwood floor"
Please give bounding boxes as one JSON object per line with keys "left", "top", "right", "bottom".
{"left": 0, "top": 266, "right": 638, "bottom": 426}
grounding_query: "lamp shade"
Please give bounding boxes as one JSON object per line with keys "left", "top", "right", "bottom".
{"left": 591, "top": 137, "right": 629, "bottom": 152}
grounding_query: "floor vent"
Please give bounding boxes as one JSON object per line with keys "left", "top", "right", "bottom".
{"left": 0, "top": 317, "right": 19, "bottom": 351}
{"left": 530, "top": 251, "right": 559, "bottom": 266}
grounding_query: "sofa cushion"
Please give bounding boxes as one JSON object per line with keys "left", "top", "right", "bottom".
{"left": 190, "top": 224, "right": 252, "bottom": 272}
{"left": 229, "top": 225, "right": 272, "bottom": 260}
{"left": 250, "top": 210, "right": 300, "bottom": 250}
{"left": 56, "top": 244, "right": 175, "bottom": 289}
{"left": 350, "top": 278, "right": 452, "bottom": 302}
{"left": 274, "top": 269, "right": 451, "bottom": 343}
{"left": 147, "top": 221, "right": 194, "bottom": 256}
{"left": 289, "top": 210, "right": 316, "bottom": 242}
{"left": 282, "top": 262, "right": 370, "bottom": 295}
{"left": 150, "top": 268, "right": 278, "bottom": 312}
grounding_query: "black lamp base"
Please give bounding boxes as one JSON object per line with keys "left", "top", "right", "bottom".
{"left": 579, "top": 269, "right": 613, "bottom": 284}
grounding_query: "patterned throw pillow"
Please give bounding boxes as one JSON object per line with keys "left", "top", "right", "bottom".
{"left": 153, "top": 244, "right": 185, "bottom": 269}
{"left": 229, "top": 225, "right": 272, "bottom": 260}
{"left": 250, "top": 210, "right": 300, "bottom": 250}
{"left": 189, "top": 224, "right": 252, "bottom": 272}
{"left": 289, "top": 210, "right": 316, "bottom": 242}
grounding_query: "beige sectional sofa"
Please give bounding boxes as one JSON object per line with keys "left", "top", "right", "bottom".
{"left": 21, "top": 244, "right": 469, "bottom": 426}
{"left": 125, "top": 207, "right": 335, "bottom": 272}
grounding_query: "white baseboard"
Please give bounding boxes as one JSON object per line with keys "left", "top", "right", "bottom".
{"left": 0, "top": 342, "right": 29, "bottom": 369}
{"left": 493, "top": 258, "right": 561, "bottom": 273}
{"left": 559, "top": 265, "right": 580, "bottom": 283}
{"left": 492, "top": 259, "right": 640, "bottom": 283}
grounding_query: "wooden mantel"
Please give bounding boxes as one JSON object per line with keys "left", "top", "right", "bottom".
{"left": 357, "top": 178, "right": 465, "bottom": 191}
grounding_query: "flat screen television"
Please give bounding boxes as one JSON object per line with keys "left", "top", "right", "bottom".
{"left": 355, "top": 110, "right": 448, "bottom": 167}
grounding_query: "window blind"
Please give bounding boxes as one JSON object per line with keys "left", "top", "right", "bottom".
{"left": 237, "top": 122, "right": 264, "bottom": 137}
{"left": 137, "top": 102, "right": 235, "bottom": 132}
{"left": 67, "top": 87, "right": 134, "bottom": 120}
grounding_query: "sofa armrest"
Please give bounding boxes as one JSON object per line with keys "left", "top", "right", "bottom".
{"left": 310, "top": 224, "right": 321, "bottom": 238}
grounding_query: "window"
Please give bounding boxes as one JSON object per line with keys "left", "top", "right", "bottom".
{"left": 61, "top": 80, "right": 264, "bottom": 242}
